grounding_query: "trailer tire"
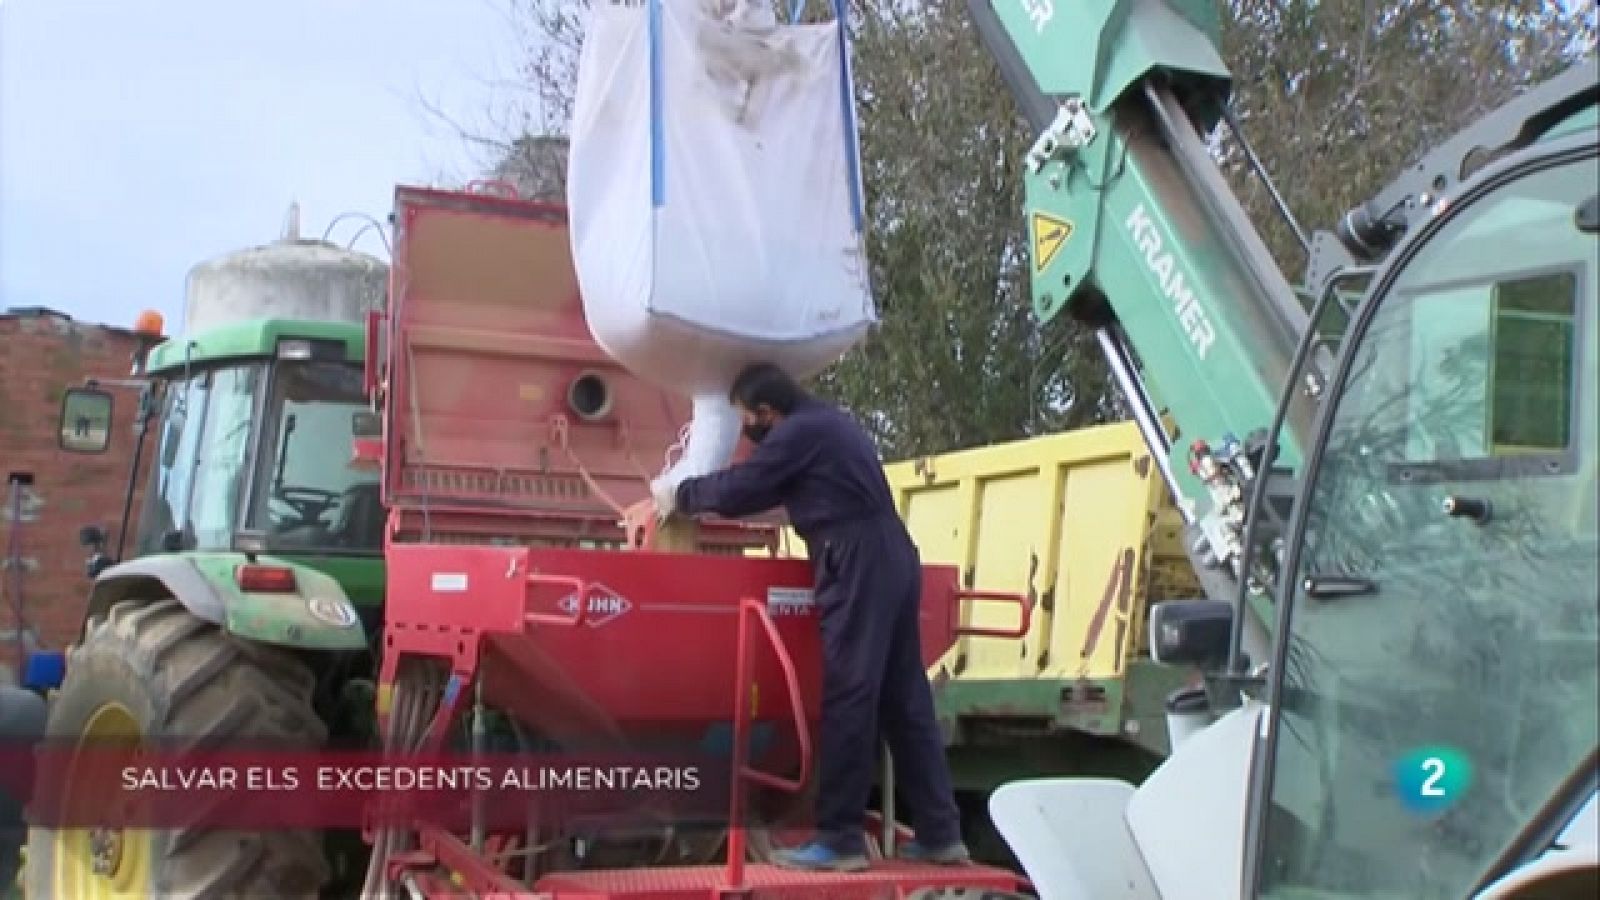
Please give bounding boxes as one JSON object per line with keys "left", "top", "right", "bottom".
{"left": 24, "top": 596, "right": 330, "bottom": 900}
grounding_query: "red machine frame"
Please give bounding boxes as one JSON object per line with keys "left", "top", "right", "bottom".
{"left": 365, "top": 183, "right": 1032, "bottom": 898}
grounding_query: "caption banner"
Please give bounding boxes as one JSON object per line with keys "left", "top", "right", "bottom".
{"left": 1, "top": 747, "right": 761, "bottom": 830}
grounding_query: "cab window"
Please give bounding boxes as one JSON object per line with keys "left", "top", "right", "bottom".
{"left": 1257, "top": 155, "right": 1597, "bottom": 898}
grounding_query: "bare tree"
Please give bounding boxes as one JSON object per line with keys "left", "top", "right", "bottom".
{"left": 489, "top": 134, "right": 570, "bottom": 201}
{"left": 1217, "top": 0, "right": 1596, "bottom": 272}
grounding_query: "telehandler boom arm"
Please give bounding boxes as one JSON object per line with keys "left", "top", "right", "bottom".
{"left": 966, "top": 0, "right": 1599, "bottom": 668}
{"left": 968, "top": 3, "right": 1598, "bottom": 897}
{"left": 968, "top": 0, "right": 1315, "bottom": 665}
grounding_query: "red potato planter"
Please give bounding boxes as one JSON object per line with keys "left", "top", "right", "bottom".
{"left": 363, "top": 184, "right": 1029, "bottom": 898}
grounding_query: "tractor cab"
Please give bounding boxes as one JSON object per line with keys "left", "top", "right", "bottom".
{"left": 59, "top": 320, "right": 383, "bottom": 566}
{"left": 136, "top": 325, "right": 382, "bottom": 559}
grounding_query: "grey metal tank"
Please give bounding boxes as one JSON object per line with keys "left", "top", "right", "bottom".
{"left": 181, "top": 204, "right": 389, "bottom": 335}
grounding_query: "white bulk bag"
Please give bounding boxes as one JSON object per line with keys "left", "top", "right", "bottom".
{"left": 568, "top": 0, "right": 875, "bottom": 482}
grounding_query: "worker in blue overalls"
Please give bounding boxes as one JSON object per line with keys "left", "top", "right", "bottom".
{"left": 652, "top": 362, "right": 969, "bottom": 872}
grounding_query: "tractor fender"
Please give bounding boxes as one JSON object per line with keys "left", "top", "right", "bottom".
{"left": 84, "top": 553, "right": 367, "bottom": 651}
{"left": 85, "top": 555, "right": 228, "bottom": 627}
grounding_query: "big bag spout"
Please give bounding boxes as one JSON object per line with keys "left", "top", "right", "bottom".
{"left": 568, "top": 0, "right": 875, "bottom": 481}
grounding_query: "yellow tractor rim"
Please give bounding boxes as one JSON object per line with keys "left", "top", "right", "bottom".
{"left": 51, "top": 702, "right": 152, "bottom": 900}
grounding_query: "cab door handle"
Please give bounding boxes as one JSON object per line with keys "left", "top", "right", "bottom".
{"left": 1302, "top": 574, "right": 1378, "bottom": 600}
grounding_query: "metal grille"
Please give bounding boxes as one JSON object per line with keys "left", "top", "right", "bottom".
{"left": 389, "top": 531, "right": 625, "bottom": 550}
{"left": 386, "top": 529, "right": 767, "bottom": 555}
{"left": 401, "top": 467, "right": 592, "bottom": 501}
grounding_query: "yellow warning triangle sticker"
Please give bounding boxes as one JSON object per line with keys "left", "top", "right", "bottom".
{"left": 1031, "top": 211, "right": 1074, "bottom": 273}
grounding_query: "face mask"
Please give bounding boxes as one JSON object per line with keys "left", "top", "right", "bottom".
{"left": 743, "top": 418, "right": 772, "bottom": 444}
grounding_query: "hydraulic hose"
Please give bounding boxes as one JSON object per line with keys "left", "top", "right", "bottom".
{"left": 360, "top": 667, "right": 434, "bottom": 899}
{"left": 358, "top": 676, "right": 403, "bottom": 898}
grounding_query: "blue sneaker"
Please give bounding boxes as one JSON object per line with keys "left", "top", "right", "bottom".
{"left": 770, "top": 841, "right": 870, "bottom": 872}
{"left": 898, "top": 840, "right": 971, "bottom": 865}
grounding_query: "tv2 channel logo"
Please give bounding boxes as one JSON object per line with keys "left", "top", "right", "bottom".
{"left": 1394, "top": 746, "right": 1472, "bottom": 816}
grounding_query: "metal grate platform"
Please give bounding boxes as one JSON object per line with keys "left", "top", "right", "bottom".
{"left": 535, "top": 860, "right": 1023, "bottom": 898}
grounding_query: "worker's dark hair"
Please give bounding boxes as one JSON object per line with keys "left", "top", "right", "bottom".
{"left": 729, "top": 363, "right": 806, "bottom": 415}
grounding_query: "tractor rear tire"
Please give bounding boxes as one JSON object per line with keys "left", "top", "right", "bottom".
{"left": 24, "top": 597, "right": 331, "bottom": 900}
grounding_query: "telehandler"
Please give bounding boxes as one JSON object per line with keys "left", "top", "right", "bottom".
{"left": 964, "top": 1, "right": 1597, "bottom": 898}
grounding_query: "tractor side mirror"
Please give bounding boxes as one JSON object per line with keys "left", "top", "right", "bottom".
{"left": 59, "top": 388, "right": 114, "bottom": 454}
{"left": 79, "top": 525, "right": 107, "bottom": 550}
{"left": 351, "top": 411, "right": 381, "bottom": 438}
{"left": 80, "top": 524, "right": 111, "bottom": 579}
{"left": 349, "top": 412, "right": 383, "bottom": 470}
{"left": 1148, "top": 599, "right": 1234, "bottom": 670}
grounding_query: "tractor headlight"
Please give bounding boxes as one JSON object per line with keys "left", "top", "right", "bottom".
{"left": 276, "top": 338, "right": 345, "bottom": 361}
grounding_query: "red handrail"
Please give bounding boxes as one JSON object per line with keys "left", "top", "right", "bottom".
{"left": 953, "top": 588, "right": 1033, "bottom": 639}
{"left": 739, "top": 600, "right": 812, "bottom": 792}
{"left": 725, "top": 595, "right": 813, "bottom": 890}
{"left": 523, "top": 573, "right": 591, "bottom": 627}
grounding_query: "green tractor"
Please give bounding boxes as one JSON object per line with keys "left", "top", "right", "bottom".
{"left": 26, "top": 232, "right": 387, "bottom": 899}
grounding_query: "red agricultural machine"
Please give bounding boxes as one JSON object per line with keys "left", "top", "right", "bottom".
{"left": 357, "top": 183, "right": 1030, "bottom": 898}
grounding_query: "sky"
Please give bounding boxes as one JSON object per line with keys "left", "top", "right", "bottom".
{"left": 0, "top": 0, "right": 527, "bottom": 331}
{"left": 2, "top": 1, "right": 1592, "bottom": 336}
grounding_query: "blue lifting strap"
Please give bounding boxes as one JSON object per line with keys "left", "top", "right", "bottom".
{"left": 649, "top": 0, "right": 666, "bottom": 207}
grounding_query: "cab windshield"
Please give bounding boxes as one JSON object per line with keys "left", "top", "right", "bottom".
{"left": 1256, "top": 154, "right": 1598, "bottom": 897}
{"left": 136, "top": 362, "right": 265, "bottom": 554}
{"left": 246, "top": 361, "right": 383, "bottom": 555}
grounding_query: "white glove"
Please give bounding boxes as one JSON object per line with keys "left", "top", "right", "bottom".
{"left": 650, "top": 476, "right": 679, "bottom": 519}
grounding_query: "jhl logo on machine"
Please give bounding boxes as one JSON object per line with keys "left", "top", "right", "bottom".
{"left": 559, "top": 585, "right": 633, "bottom": 627}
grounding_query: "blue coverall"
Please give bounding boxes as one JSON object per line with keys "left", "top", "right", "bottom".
{"left": 675, "top": 395, "right": 962, "bottom": 855}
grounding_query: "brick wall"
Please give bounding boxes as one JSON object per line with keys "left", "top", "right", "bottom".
{"left": 0, "top": 309, "right": 160, "bottom": 675}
